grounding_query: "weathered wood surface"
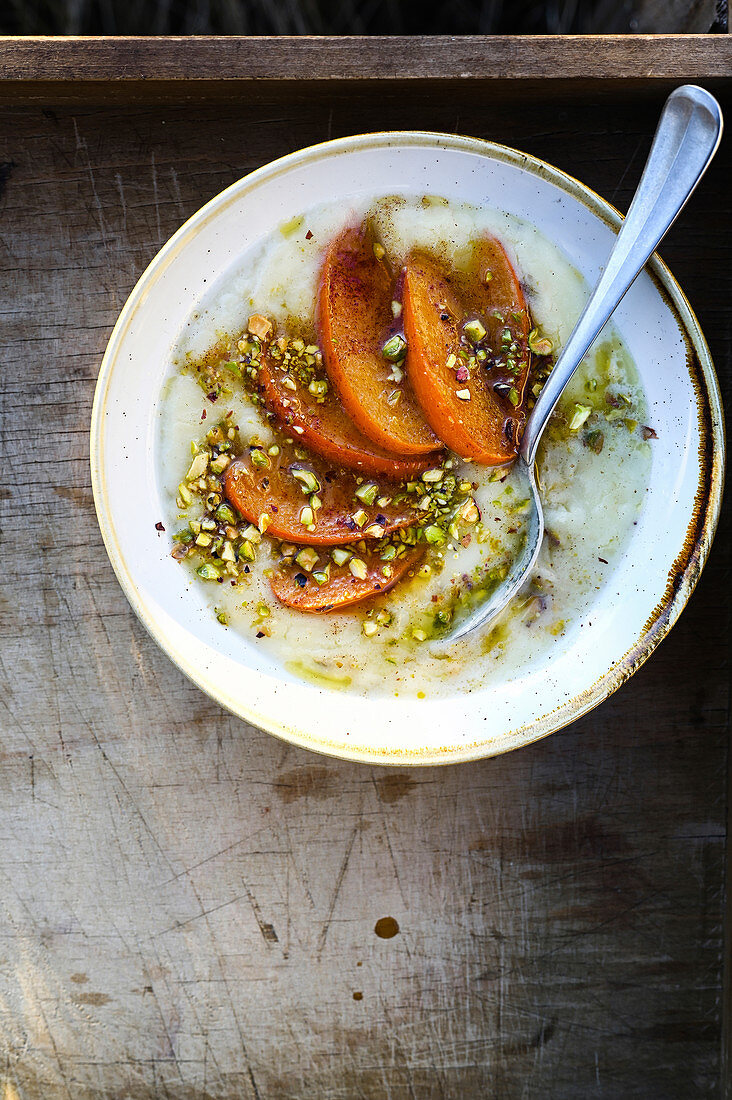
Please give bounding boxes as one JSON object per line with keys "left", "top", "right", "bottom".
{"left": 0, "top": 34, "right": 730, "bottom": 93}
{"left": 0, "top": 77, "right": 729, "bottom": 1099}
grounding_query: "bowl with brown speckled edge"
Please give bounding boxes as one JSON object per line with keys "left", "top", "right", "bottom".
{"left": 90, "top": 132, "right": 724, "bottom": 765}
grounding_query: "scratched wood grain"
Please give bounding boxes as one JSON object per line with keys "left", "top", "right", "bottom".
{"left": 0, "top": 75, "right": 729, "bottom": 1099}
{"left": 0, "top": 36, "right": 731, "bottom": 105}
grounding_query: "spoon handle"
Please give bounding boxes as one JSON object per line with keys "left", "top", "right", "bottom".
{"left": 520, "top": 84, "right": 723, "bottom": 467}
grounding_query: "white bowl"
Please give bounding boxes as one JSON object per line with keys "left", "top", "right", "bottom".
{"left": 90, "top": 132, "right": 724, "bottom": 765}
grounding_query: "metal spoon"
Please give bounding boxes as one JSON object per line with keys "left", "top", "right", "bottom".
{"left": 442, "top": 84, "right": 723, "bottom": 646}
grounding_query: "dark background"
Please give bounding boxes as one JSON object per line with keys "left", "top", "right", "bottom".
{"left": 0, "top": 0, "right": 727, "bottom": 35}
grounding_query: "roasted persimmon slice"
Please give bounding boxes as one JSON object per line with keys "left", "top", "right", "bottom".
{"left": 270, "top": 546, "right": 424, "bottom": 611}
{"left": 403, "top": 236, "right": 531, "bottom": 465}
{"left": 258, "top": 353, "right": 442, "bottom": 477}
{"left": 223, "top": 438, "right": 421, "bottom": 547}
{"left": 318, "top": 225, "right": 440, "bottom": 456}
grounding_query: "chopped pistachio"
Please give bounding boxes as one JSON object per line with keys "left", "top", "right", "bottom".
{"left": 239, "top": 540, "right": 256, "bottom": 562}
{"left": 446, "top": 353, "right": 457, "bottom": 370}
{"left": 355, "top": 482, "right": 379, "bottom": 505}
{"left": 424, "top": 524, "right": 446, "bottom": 545}
{"left": 372, "top": 242, "right": 386, "bottom": 261}
{"left": 457, "top": 498, "right": 480, "bottom": 524}
{"left": 388, "top": 364, "right": 404, "bottom": 383}
{"left": 250, "top": 449, "right": 269, "bottom": 469}
{"left": 214, "top": 502, "right": 237, "bottom": 526}
{"left": 280, "top": 542, "right": 296, "bottom": 557}
{"left": 186, "top": 452, "right": 209, "bottom": 481}
{"left": 382, "top": 334, "right": 407, "bottom": 361}
{"left": 210, "top": 453, "right": 230, "bottom": 475}
{"left": 463, "top": 319, "right": 486, "bottom": 344}
{"left": 256, "top": 603, "right": 270, "bottom": 618}
{"left": 508, "top": 387, "right": 520, "bottom": 406}
{"left": 282, "top": 376, "right": 297, "bottom": 391}
{"left": 258, "top": 513, "right": 271, "bottom": 533}
{"left": 352, "top": 509, "right": 368, "bottom": 528}
{"left": 220, "top": 540, "right": 236, "bottom": 563}
{"left": 332, "top": 547, "right": 352, "bottom": 566}
{"left": 195, "top": 533, "right": 212, "bottom": 547}
{"left": 292, "top": 468, "right": 321, "bottom": 494}
{"left": 177, "top": 481, "right": 194, "bottom": 506}
{"left": 584, "top": 428, "right": 604, "bottom": 454}
{"left": 569, "top": 404, "right": 592, "bottom": 431}
{"left": 422, "top": 468, "right": 443, "bottom": 484}
{"left": 484, "top": 270, "right": 493, "bottom": 283}
{"left": 362, "top": 619, "right": 379, "bottom": 637}
{"left": 349, "top": 557, "right": 368, "bottom": 580}
{"left": 528, "top": 328, "right": 554, "bottom": 356}
{"left": 312, "top": 566, "right": 331, "bottom": 586}
{"left": 376, "top": 609, "right": 392, "bottom": 626}
{"left": 196, "top": 563, "right": 220, "bottom": 580}
{"left": 308, "top": 379, "right": 329, "bottom": 397}
{"left": 267, "top": 444, "right": 280, "bottom": 457}
{"left": 386, "top": 389, "right": 402, "bottom": 406}
{"left": 411, "top": 627, "right": 427, "bottom": 642}
{"left": 216, "top": 608, "right": 229, "bottom": 625}
{"left": 364, "top": 523, "right": 385, "bottom": 538}
{"left": 299, "top": 506, "right": 314, "bottom": 527}
{"left": 380, "top": 545, "right": 397, "bottom": 561}
{"left": 455, "top": 388, "right": 471, "bottom": 401}
{"left": 295, "top": 547, "right": 319, "bottom": 572}
{"left": 240, "top": 523, "right": 262, "bottom": 543}
{"left": 391, "top": 300, "right": 402, "bottom": 318}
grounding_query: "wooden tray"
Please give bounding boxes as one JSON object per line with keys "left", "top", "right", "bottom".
{"left": 0, "top": 36, "right": 729, "bottom": 1099}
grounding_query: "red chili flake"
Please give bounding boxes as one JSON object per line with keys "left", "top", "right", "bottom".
{"left": 206, "top": 391, "right": 218, "bottom": 403}
{"left": 641, "top": 425, "right": 658, "bottom": 440}
{"left": 155, "top": 521, "right": 165, "bottom": 532}
{"left": 598, "top": 556, "right": 608, "bottom": 564}
{"left": 200, "top": 409, "right": 207, "bottom": 420}
{"left": 455, "top": 365, "right": 469, "bottom": 382}
{"left": 508, "top": 526, "right": 517, "bottom": 533}
{"left": 305, "top": 229, "right": 313, "bottom": 240}
{"left": 226, "top": 410, "right": 234, "bottom": 418}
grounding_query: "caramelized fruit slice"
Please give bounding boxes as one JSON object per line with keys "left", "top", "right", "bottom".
{"left": 270, "top": 546, "right": 424, "bottom": 611}
{"left": 258, "top": 353, "right": 442, "bottom": 477}
{"left": 223, "top": 439, "right": 421, "bottom": 547}
{"left": 318, "top": 225, "right": 440, "bottom": 455}
{"left": 403, "top": 236, "right": 531, "bottom": 464}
